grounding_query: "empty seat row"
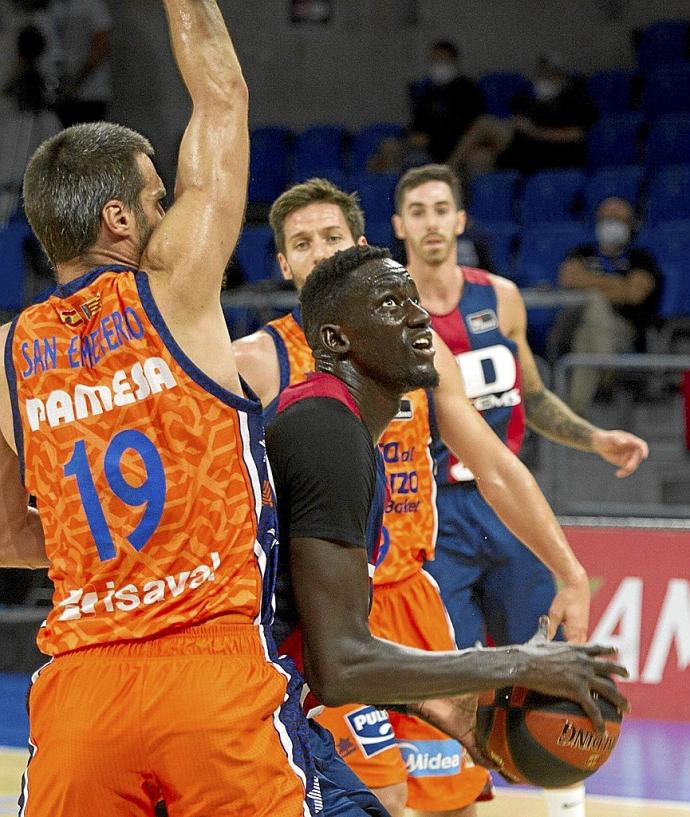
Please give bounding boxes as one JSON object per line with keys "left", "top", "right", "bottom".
{"left": 469, "top": 163, "right": 690, "bottom": 226}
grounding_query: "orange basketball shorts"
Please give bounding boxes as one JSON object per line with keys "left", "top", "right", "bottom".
{"left": 315, "top": 568, "right": 491, "bottom": 812}
{"left": 19, "top": 621, "right": 314, "bottom": 817}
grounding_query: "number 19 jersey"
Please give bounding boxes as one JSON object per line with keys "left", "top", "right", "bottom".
{"left": 5, "top": 266, "right": 278, "bottom": 656}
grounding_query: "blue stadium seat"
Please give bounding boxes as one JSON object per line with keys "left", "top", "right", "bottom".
{"left": 642, "top": 62, "right": 690, "bottom": 119}
{"left": 658, "top": 260, "right": 690, "bottom": 318}
{"left": 646, "top": 166, "right": 690, "bottom": 225}
{"left": 636, "top": 20, "right": 690, "bottom": 72}
{"left": 515, "top": 223, "right": 592, "bottom": 288}
{"left": 365, "top": 220, "right": 395, "bottom": 250}
{"left": 587, "top": 70, "right": 635, "bottom": 114}
{"left": 636, "top": 221, "right": 690, "bottom": 318}
{"left": 351, "top": 123, "right": 405, "bottom": 172}
{"left": 521, "top": 170, "right": 586, "bottom": 225}
{"left": 350, "top": 172, "right": 397, "bottom": 225}
{"left": 468, "top": 171, "right": 520, "bottom": 223}
{"left": 478, "top": 72, "right": 530, "bottom": 117}
{"left": 294, "top": 125, "right": 348, "bottom": 180}
{"left": 478, "top": 221, "right": 520, "bottom": 279}
{"left": 0, "top": 212, "right": 31, "bottom": 311}
{"left": 587, "top": 114, "right": 644, "bottom": 168}
{"left": 248, "top": 126, "right": 294, "bottom": 204}
{"left": 646, "top": 115, "right": 690, "bottom": 167}
{"left": 234, "top": 224, "right": 278, "bottom": 285}
{"left": 583, "top": 166, "right": 645, "bottom": 217}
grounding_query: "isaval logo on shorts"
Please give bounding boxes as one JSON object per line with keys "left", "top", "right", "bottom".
{"left": 345, "top": 706, "right": 397, "bottom": 758}
{"left": 397, "top": 739, "right": 462, "bottom": 777}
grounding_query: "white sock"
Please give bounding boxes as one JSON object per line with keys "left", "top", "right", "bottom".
{"left": 543, "top": 783, "right": 586, "bottom": 817}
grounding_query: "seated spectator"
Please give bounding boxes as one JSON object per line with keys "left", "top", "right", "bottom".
{"left": 370, "top": 40, "right": 485, "bottom": 171}
{"left": 450, "top": 52, "right": 597, "bottom": 178}
{"left": 553, "top": 196, "right": 661, "bottom": 414}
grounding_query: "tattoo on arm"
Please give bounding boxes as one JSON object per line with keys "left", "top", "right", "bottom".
{"left": 523, "top": 387, "right": 595, "bottom": 451}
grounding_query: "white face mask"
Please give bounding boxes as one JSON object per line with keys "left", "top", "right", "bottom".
{"left": 596, "top": 218, "right": 631, "bottom": 248}
{"left": 533, "top": 78, "right": 559, "bottom": 101}
{"left": 428, "top": 62, "right": 457, "bottom": 85}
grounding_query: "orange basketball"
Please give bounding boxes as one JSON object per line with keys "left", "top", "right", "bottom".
{"left": 476, "top": 686, "right": 623, "bottom": 788}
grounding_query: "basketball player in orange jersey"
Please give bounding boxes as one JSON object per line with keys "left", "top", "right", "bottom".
{"left": 233, "top": 180, "right": 592, "bottom": 817}
{"left": 0, "top": 3, "right": 315, "bottom": 816}
{"left": 392, "top": 164, "right": 649, "bottom": 817}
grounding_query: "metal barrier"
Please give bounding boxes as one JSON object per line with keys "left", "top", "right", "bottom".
{"left": 547, "top": 353, "right": 690, "bottom": 517}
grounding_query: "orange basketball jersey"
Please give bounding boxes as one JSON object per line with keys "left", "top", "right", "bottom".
{"left": 6, "top": 265, "right": 278, "bottom": 656}
{"left": 263, "top": 308, "right": 437, "bottom": 584}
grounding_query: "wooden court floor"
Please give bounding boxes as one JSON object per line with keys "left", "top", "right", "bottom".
{"left": 2, "top": 749, "right": 688, "bottom": 817}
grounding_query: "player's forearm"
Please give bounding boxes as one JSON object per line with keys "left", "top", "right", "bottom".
{"left": 524, "top": 386, "right": 597, "bottom": 451}
{"left": 476, "top": 454, "right": 587, "bottom": 589}
{"left": 163, "top": 0, "right": 246, "bottom": 102}
{"left": 308, "top": 633, "right": 538, "bottom": 707}
{"left": 1, "top": 508, "right": 48, "bottom": 569}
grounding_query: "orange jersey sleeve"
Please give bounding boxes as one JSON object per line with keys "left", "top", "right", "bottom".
{"left": 264, "top": 309, "right": 437, "bottom": 585}
{"left": 6, "top": 266, "right": 278, "bottom": 655}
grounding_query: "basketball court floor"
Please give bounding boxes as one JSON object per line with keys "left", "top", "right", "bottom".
{"left": 1, "top": 671, "right": 688, "bottom": 817}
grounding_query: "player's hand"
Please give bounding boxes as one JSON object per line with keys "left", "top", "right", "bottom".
{"left": 548, "top": 577, "right": 591, "bottom": 643}
{"left": 510, "top": 616, "right": 630, "bottom": 732}
{"left": 415, "top": 696, "right": 503, "bottom": 773}
{"left": 592, "top": 429, "right": 649, "bottom": 478}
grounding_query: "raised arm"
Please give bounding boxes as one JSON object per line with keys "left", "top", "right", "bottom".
{"left": 141, "top": 0, "right": 249, "bottom": 305}
{"left": 432, "top": 333, "right": 590, "bottom": 641}
{"left": 496, "top": 276, "right": 649, "bottom": 478}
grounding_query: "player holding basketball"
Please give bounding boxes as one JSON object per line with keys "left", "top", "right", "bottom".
{"left": 234, "top": 180, "right": 598, "bottom": 817}
{"left": 0, "top": 2, "right": 315, "bottom": 816}
{"left": 392, "top": 163, "right": 648, "bottom": 817}
{"left": 266, "top": 244, "right": 629, "bottom": 815}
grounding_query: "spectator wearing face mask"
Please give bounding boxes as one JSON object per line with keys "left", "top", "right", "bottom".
{"left": 450, "top": 52, "right": 597, "bottom": 179}
{"left": 369, "top": 40, "right": 485, "bottom": 171}
{"left": 553, "top": 196, "right": 661, "bottom": 414}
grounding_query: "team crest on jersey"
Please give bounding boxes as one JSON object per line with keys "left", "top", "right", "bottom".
{"left": 467, "top": 309, "right": 498, "bottom": 334}
{"left": 393, "top": 398, "right": 413, "bottom": 421}
{"left": 59, "top": 308, "right": 83, "bottom": 326}
{"left": 345, "top": 706, "right": 397, "bottom": 758}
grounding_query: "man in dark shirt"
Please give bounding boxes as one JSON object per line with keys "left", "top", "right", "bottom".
{"left": 557, "top": 196, "right": 660, "bottom": 414}
{"left": 370, "top": 41, "right": 485, "bottom": 171}
{"left": 450, "top": 52, "right": 597, "bottom": 178}
{"left": 266, "top": 244, "right": 629, "bottom": 815}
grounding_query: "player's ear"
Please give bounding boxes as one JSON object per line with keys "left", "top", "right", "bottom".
{"left": 102, "top": 199, "right": 134, "bottom": 238}
{"left": 392, "top": 213, "right": 405, "bottom": 240}
{"left": 456, "top": 209, "right": 467, "bottom": 236}
{"left": 321, "top": 324, "right": 350, "bottom": 354}
{"left": 277, "top": 253, "right": 292, "bottom": 281}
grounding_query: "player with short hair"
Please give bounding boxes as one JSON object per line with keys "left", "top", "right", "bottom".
{"left": 392, "top": 163, "right": 648, "bottom": 817}
{"left": 266, "top": 243, "right": 629, "bottom": 817}
{"left": 0, "top": 3, "right": 314, "bottom": 816}
{"left": 233, "top": 179, "right": 602, "bottom": 817}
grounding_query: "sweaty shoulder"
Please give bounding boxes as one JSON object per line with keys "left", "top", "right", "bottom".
{"left": 232, "top": 329, "right": 280, "bottom": 407}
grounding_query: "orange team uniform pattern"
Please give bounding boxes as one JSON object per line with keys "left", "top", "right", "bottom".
{"left": 264, "top": 309, "right": 491, "bottom": 811}
{"left": 8, "top": 267, "right": 271, "bottom": 655}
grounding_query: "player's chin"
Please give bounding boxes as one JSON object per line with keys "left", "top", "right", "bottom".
{"left": 401, "top": 360, "right": 440, "bottom": 391}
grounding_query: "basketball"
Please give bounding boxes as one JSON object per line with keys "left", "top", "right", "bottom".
{"left": 476, "top": 686, "right": 623, "bottom": 788}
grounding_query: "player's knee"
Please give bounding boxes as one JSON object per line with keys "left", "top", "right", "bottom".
{"left": 372, "top": 781, "right": 408, "bottom": 817}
